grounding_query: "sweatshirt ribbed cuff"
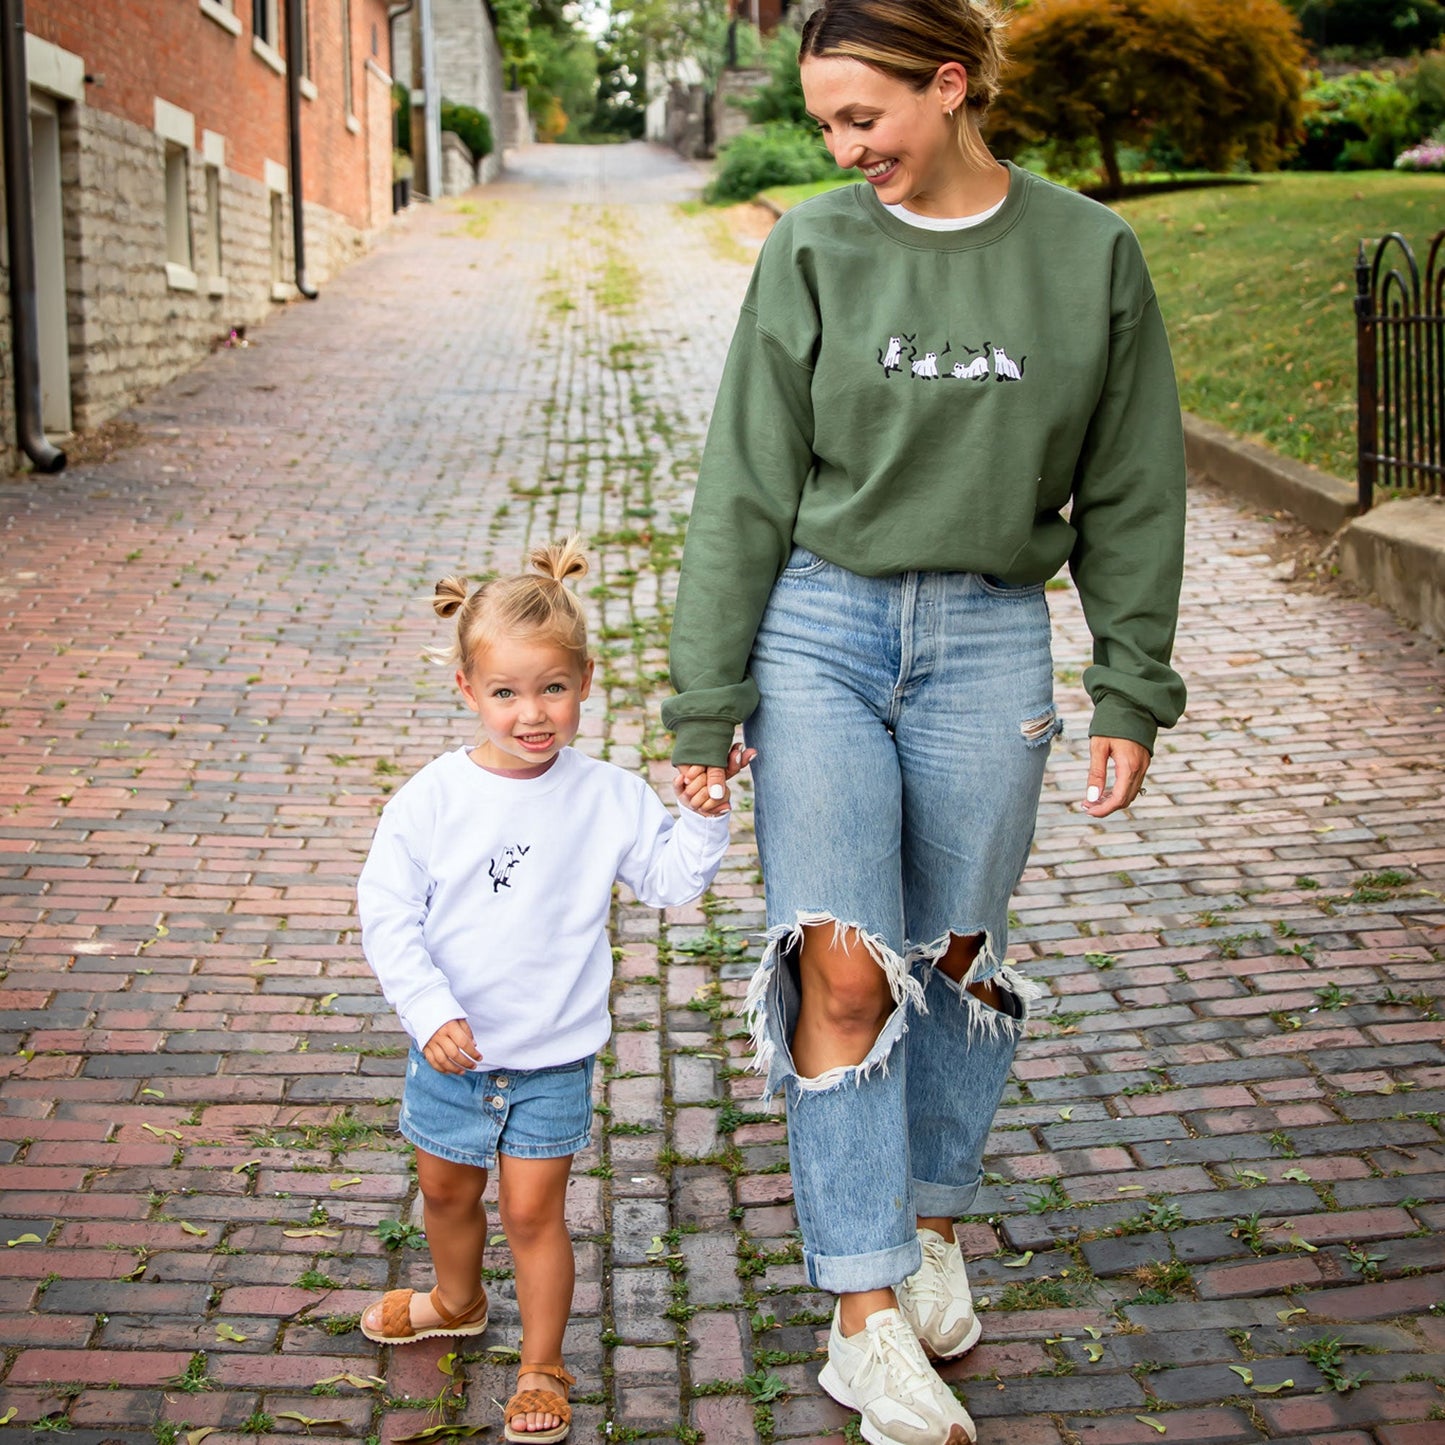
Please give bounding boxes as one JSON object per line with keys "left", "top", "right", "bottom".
{"left": 1087, "top": 694, "right": 1159, "bottom": 754}
{"left": 669, "top": 717, "right": 739, "bottom": 770}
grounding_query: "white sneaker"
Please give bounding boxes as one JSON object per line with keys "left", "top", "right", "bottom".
{"left": 817, "top": 1305, "right": 976, "bottom": 1445}
{"left": 896, "top": 1229, "right": 982, "bottom": 1359}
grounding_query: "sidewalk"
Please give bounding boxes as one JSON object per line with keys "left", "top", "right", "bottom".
{"left": 0, "top": 142, "right": 1440, "bottom": 1445}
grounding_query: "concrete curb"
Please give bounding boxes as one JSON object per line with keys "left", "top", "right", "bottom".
{"left": 1182, "top": 413, "right": 1358, "bottom": 534}
{"left": 1181, "top": 411, "right": 1445, "bottom": 646}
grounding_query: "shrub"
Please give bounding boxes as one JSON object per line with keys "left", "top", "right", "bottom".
{"left": 1402, "top": 49, "right": 1445, "bottom": 135}
{"left": 736, "top": 29, "right": 809, "bottom": 127}
{"left": 1291, "top": 69, "right": 1415, "bottom": 168}
{"left": 1395, "top": 138, "right": 1445, "bottom": 169}
{"left": 440, "top": 101, "right": 494, "bottom": 161}
{"left": 705, "top": 122, "right": 836, "bottom": 203}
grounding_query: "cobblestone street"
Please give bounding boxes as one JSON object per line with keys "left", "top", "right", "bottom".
{"left": 0, "top": 142, "right": 1441, "bottom": 1445}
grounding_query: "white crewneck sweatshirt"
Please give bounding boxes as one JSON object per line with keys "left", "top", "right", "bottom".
{"left": 358, "top": 746, "right": 730, "bottom": 1069}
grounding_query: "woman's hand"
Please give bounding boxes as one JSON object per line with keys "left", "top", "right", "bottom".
{"left": 1080, "top": 736, "right": 1151, "bottom": 818}
{"left": 423, "top": 1018, "right": 481, "bottom": 1074}
{"left": 675, "top": 743, "right": 758, "bottom": 817}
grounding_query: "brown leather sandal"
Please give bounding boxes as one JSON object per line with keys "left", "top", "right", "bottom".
{"left": 359, "top": 1284, "right": 489, "bottom": 1343}
{"left": 503, "top": 1361, "right": 575, "bottom": 1443}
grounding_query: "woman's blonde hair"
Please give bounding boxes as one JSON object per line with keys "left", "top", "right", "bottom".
{"left": 800, "top": 0, "right": 1009, "bottom": 164}
{"left": 430, "top": 537, "right": 590, "bottom": 674}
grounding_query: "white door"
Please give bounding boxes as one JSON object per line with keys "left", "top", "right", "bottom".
{"left": 29, "top": 92, "right": 70, "bottom": 435}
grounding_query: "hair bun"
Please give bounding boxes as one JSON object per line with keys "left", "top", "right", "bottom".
{"left": 432, "top": 576, "right": 470, "bottom": 619}
{"left": 529, "top": 536, "right": 590, "bottom": 585}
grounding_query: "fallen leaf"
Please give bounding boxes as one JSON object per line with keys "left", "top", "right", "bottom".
{"left": 276, "top": 1412, "right": 347, "bottom": 1428}
{"left": 121, "top": 1262, "right": 147, "bottom": 1281}
{"left": 232, "top": 1159, "right": 261, "bottom": 1174}
{"left": 0, "top": 1407, "right": 14, "bottom": 1425}
{"left": 251, "top": 957, "right": 279, "bottom": 966}
{"left": 1058, "top": 1107, "right": 1074, "bottom": 1121}
{"left": 1116, "top": 1185, "right": 1144, "bottom": 1193}
{"left": 1084, "top": 1342, "right": 1105, "bottom": 1362}
{"left": 186, "top": 1429, "right": 217, "bottom": 1445}
{"left": 1282, "top": 1168, "right": 1312, "bottom": 1183}
{"left": 319, "top": 992, "right": 340, "bottom": 1007}
{"left": 311, "top": 1372, "right": 385, "bottom": 1391}
{"left": 1235, "top": 1169, "right": 1268, "bottom": 1184}
{"left": 6, "top": 1233, "right": 42, "bottom": 1247}
{"left": 1253, "top": 1379, "right": 1293, "bottom": 1394}
{"left": 328, "top": 1177, "right": 362, "bottom": 1190}
{"left": 283, "top": 1226, "right": 342, "bottom": 1238}
{"left": 1045, "top": 1335, "right": 1076, "bottom": 1344}
{"left": 215, "top": 1322, "right": 248, "bottom": 1342}
{"left": 1229, "top": 1365, "right": 1254, "bottom": 1385}
{"left": 437, "top": 1350, "right": 458, "bottom": 1377}
{"left": 139, "top": 923, "right": 170, "bottom": 951}
{"left": 1002, "top": 1251, "right": 1034, "bottom": 1269}
{"left": 141, "top": 1087, "right": 165, "bottom": 1098}
{"left": 1286, "top": 1231, "right": 1319, "bottom": 1253}
{"left": 392, "top": 1426, "right": 491, "bottom": 1442}
{"left": 1135, "top": 1417, "right": 1166, "bottom": 1435}
{"left": 1276, "top": 1307, "right": 1307, "bottom": 1323}
{"left": 489, "top": 1233, "right": 507, "bottom": 1245}
{"left": 180, "top": 1222, "right": 208, "bottom": 1237}
{"left": 1084, "top": 1326, "right": 1103, "bottom": 1340}
{"left": 141, "top": 1123, "right": 183, "bottom": 1141}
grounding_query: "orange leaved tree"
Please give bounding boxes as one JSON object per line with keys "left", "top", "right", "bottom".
{"left": 989, "top": 0, "right": 1309, "bottom": 195}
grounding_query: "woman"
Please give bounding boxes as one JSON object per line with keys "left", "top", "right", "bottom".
{"left": 664, "top": 3, "right": 1186, "bottom": 1441}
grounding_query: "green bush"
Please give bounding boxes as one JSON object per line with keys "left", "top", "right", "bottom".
{"left": 705, "top": 122, "right": 837, "bottom": 203}
{"left": 440, "top": 101, "right": 494, "bottom": 161}
{"left": 1290, "top": 69, "right": 1415, "bottom": 168}
{"left": 737, "top": 30, "right": 809, "bottom": 127}
{"left": 1402, "top": 48, "right": 1445, "bottom": 135}
{"left": 1287, "top": 0, "right": 1445, "bottom": 57}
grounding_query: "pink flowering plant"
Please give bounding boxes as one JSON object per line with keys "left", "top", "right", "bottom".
{"left": 1395, "top": 126, "right": 1445, "bottom": 171}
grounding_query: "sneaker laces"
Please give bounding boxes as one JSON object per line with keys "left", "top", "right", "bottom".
{"left": 866, "top": 1312, "right": 936, "bottom": 1404}
{"left": 909, "top": 1233, "right": 958, "bottom": 1310}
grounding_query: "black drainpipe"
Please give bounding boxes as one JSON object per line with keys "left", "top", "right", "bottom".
{"left": 285, "top": 0, "right": 318, "bottom": 298}
{"left": 0, "top": 0, "right": 65, "bottom": 472}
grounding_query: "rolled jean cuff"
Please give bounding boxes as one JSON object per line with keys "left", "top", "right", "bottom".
{"left": 806, "top": 1236, "right": 923, "bottom": 1295}
{"left": 912, "top": 1170, "right": 983, "bottom": 1220}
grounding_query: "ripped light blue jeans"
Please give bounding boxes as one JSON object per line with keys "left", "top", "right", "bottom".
{"left": 742, "top": 548, "right": 1057, "bottom": 1294}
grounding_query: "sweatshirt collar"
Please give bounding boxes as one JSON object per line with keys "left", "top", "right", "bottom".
{"left": 858, "top": 160, "right": 1031, "bottom": 252}
{"left": 451, "top": 742, "right": 577, "bottom": 795}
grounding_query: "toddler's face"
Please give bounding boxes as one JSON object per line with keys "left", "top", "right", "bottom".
{"left": 457, "top": 634, "right": 592, "bottom": 771}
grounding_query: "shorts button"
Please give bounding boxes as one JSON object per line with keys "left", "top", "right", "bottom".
{"left": 490, "top": 1095, "right": 504, "bottom": 1108}
{"left": 494, "top": 1077, "right": 509, "bottom": 1088}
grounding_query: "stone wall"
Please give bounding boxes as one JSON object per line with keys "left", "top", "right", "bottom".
{"left": 2, "top": 95, "right": 377, "bottom": 471}
{"left": 394, "top": 1, "right": 505, "bottom": 185}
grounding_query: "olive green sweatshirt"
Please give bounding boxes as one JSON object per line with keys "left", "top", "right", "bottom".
{"left": 663, "top": 163, "right": 1187, "bottom": 766}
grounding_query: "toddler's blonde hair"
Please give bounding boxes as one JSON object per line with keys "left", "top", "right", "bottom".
{"left": 430, "top": 537, "right": 590, "bottom": 675}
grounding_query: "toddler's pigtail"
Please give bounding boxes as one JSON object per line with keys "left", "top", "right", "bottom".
{"left": 529, "top": 535, "right": 589, "bottom": 586}
{"left": 433, "top": 576, "right": 470, "bottom": 619}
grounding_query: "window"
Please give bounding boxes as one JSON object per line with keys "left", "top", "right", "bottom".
{"left": 164, "top": 143, "right": 196, "bottom": 288}
{"left": 341, "top": 0, "right": 354, "bottom": 117}
{"left": 270, "top": 192, "right": 286, "bottom": 298}
{"left": 252, "top": 0, "right": 273, "bottom": 44}
{"left": 204, "top": 165, "right": 223, "bottom": 286}
{"left": 200, "top": 0, "right": 242, "bottom": 36}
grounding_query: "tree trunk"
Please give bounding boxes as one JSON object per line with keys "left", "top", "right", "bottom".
{"left": 1098, "top": 129, "right": 1123, "bottom": 198}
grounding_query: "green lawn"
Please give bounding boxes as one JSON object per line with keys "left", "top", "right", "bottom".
{"left": 757, "top": 170, "right": 1444, "bottom": 480}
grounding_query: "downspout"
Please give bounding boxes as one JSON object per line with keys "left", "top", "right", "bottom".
{"left": 284, "top": 0, "right": 318, "bottom": 298}
{"left": 0, "top": 0, "right": 64, "bottom": 472}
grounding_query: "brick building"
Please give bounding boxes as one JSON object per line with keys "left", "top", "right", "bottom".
{"left": 1, "top": 0, "right": 396, "bottom": 472}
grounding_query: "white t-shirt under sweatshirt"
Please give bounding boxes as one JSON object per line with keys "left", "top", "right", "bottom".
{"left": 358, "top": 745, "right": 730, "bottom": 1070}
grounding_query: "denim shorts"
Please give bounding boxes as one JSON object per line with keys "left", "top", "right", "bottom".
{"left": 740, "top": 548, "right": 1056, "bottom": 1291}
{"left": 398, "top": 1048, "right": 596, "bottom": 1169}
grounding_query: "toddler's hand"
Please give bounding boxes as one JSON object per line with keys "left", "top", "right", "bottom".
{"left": 675, "top": 744, "right": 757, "bottom": 817}
{"left": 423, "top": 1018, "right": 481, "bottom": 1075}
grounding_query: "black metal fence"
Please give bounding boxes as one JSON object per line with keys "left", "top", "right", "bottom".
{"left": 1355, "top": 229, "right": 1445, "bottom": 512}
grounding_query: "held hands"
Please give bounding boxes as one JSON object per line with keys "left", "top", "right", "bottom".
{"left": 674, "top": 743, "right": 758, "bottom": 818}
{"left": 1080, "top": 736, "right": 1151, "bottom": 818}
{"left": 423, "top": 1018, "right": 481, "bottom": 1075}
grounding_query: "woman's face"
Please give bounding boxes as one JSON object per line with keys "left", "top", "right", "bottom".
{"left": 801, "top": 54, "right": 965, "bottom": 215}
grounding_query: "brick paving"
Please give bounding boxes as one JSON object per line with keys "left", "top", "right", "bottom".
{"left": 0, "top": 141, "right": 1440, "bottom": 1444}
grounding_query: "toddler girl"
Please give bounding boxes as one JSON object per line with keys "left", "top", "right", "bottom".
{"left": 357, "top": 538, "right": 751, "bottom": 1442}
